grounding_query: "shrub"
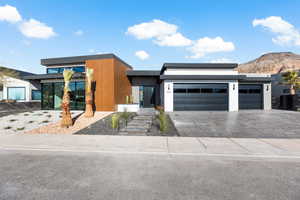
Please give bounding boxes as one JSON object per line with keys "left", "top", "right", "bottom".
{"left": 158, "top": 110, "right": 169, "bottom": 133}
{"left": 120, "top": 109, "right": 131, "bottom": 126}
{"left": 111, "top": 114, "right": 119, "bottom": 130}
{"left": 28, "top": 121, "right": 34, "bottom": 123}
{"left": 9, "top": 119, "right": 17, "bottom": 122}
{"left": 41, "top": 120, "right": 50, "bottom": 123}
{"left": 4, "top": 126, "right": 11, "bottom": 129}
{"left": 16, "top": 127, "right": 25, "bottom": 131}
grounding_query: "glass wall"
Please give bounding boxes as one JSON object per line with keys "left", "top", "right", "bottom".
{"left": 7, "top": 87, "right": 25, "bottom": 100}
{"left": 42, "top": 81, "right": 85, "bottom": 110}
{"left": 46, "top": 66, "right": 85, "bottom": 74}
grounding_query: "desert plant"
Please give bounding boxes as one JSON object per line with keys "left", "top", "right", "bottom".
{"left": 4, "top": 126, "right": 11, "bottom": 129}
{"left": 158, "top": 110, "right": 168, "bottom": 133}
{"left": 16, "top": 127, "right": 25, "bottom": 131}
{"left": 60, "top": 69, "right": 74, "bottom": 128}
{"left": 9, "top": 119, "right": 17, "bottom": 122}
{"left": 282, "top": 71, "right": 300, "bottom": 95}
{"left": 111, "top": 114, "right": 120, "bottom": 130}
{"left": 42, "top": 120, "right": 50, "bottom": 123}
{"left": 84, "top": 68, "right": 94, "bottom": 117}
{"left": 28, "top": 121, "right": 34, "bottom": 123}
{"left": 120, "top": 109, "right": 131, "bottom": 126}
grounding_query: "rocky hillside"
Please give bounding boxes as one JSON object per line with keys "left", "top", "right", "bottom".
{"left": 238, "top": 52, "right": 300, "bottom": 74}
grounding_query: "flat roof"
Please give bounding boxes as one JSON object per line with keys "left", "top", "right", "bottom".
{"left": 41, "top": 53, "right": 132, "bottom": 69}
{"left": 22, "top": 72, "right": 85, "bottom": 80}
{"left": 160, "top": 75, "right": 246, "bottom": 80}
{"left": 161, "top": 63, "right": 238, "bottom": 74}
{"left": 127, "top": 70, "right": 160, "bottom": 76}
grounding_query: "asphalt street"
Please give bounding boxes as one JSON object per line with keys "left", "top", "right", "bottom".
{"left": 0, "top": 149, "right": 300, "bottom": 200}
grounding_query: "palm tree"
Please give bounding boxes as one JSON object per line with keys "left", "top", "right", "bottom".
{"left": 61, "top": 70, "right": 74, "bottom": 128}
{"left": 282, "top": 71, "right": 300, "bottom": 95}
{"left": 84, "top": 68, "right": 94, "bottom": 117}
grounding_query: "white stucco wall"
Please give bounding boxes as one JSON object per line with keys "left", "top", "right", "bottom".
{"left": 164, "top": 81, "right": 173, "bottom": 112}
{"left": 164, "top": 68, "right": 238, "bottom": 75}
{"left": 228, "top": 82, "right": 239, "bottom": 111}
{"left": 2, "top": 76, "right": 39, "bottom": 102}
{"left": 263, "top": 83, "right": 272, "bottom": 110}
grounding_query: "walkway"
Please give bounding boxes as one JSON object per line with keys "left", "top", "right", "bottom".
{"left": 1, "top": 134, "right": 300, "bottom": 158}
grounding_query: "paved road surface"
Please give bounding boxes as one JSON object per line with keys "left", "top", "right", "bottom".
{"left": 0, "top": 149, "right": 300, "bottom": 200}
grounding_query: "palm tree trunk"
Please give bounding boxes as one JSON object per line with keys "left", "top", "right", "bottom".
{"left": 60, "top": 89, "right": 73, "bottom": 127}
{"left": 290, "top": 85, "right": 296, "bottom": 95}
{"left": 84, "top": 90, "right": 93, "bottom": 117}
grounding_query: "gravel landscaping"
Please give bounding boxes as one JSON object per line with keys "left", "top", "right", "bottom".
{"left": 75, "top": 112, "right": 179, "bottom": 136}
{"left": 0, "top": 110, "right": 82, "bottom": 134}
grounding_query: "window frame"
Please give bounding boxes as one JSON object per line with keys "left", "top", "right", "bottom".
{"left": 7, "top": 87, "right": 26, "bottom": 100}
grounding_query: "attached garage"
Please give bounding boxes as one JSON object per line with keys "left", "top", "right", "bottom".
{"left": 174, "top": 83, "right": 228, "bottom": 111}
{"left": 239, "top": 84, "right": 263, "bottom": 109}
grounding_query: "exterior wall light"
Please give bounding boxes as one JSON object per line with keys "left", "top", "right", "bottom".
{"left": 267, "top": 85, "right": 269, "bottom": 91}
{"left": 233, "top": 84, "right": 235, "bottom": 90}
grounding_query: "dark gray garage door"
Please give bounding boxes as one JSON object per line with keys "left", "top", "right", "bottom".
{"left": 174, "top": 83, "right": 228, "bottom": 111}
{"left": 239, "top": 84, "right": 263, "bottom": 109}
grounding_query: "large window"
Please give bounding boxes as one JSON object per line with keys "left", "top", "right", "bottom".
{"left": 42, "top": 81, "right": 85, "bottom": 110}
{"left": 46, "top": 66, "right": 85, "bottom": 74}
{"left": 32, "top": 90, "right": 41, "bottom": 100}
{"left": 7, "top": 87, "right": 26, "bottom": 100}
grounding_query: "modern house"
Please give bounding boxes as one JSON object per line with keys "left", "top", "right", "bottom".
{"left": 23, "top": 53, "right": 272, "bottom": 112}
{"left": 0, "top": 67, "right": 41, "bottom": 102}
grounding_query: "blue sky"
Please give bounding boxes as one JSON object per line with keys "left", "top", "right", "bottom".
{"left": 0, "top": 0, "right": 300, "bottom": 74}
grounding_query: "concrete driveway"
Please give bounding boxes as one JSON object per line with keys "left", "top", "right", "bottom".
{"left": 169, "top": 110, "right": 300, "bottom": 138}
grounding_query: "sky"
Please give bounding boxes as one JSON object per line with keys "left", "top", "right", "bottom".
{"left": 0, "top": 0, "right": 300, "bottom": 74}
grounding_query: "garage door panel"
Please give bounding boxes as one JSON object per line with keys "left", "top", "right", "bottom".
{"left": 239, "top": 84, "right": 262, "bottom": 109}
{"left": 174, "top": 83, "right": 228, "bottom": 111}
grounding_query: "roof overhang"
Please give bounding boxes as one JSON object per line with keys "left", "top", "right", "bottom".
{"left": 161, "top": 63, "right": 238, "bottom": 74}
{"left": 127, "top": 70, "right": 160, "bottom": 77}
{"left": 22, "top": 72, "right": 85, "bottom": 80}
{"left": 41, "top": 54, "right": 132, "bottom": 69}
{"left": 160, "top": 75, "right": 246, "bottom": 80}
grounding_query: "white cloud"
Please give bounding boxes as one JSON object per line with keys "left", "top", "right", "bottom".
{"left": 127, "top": 19, "right": 177, "bottom": 40}
{"left": 209, "top": 58, "right": 236, "bottom": 63}
{"left": 253, "top": 16, "right": 300, "bottom": 46}
{"left": 135, "top": 50, "right": 150, "bottom": 60}
{"left": 188, "top": 37, "right": 235, "bottom": 58}
{"left": 127, "top": 19, "right": 191, "bottom": 47}
{"left": 74, "top": 30, "right": 83, "bottom": 36}
{"left": 0, "top": 5, "right": 22, "bottom": 23}
{"left": 155, "top": 33, "right": 192, "bottom": 47}
{"left": 89, "top": 49, "right": 96, "bottom": 53}
{"left": 19, "top": 19, "right": 56, "bottom": 39}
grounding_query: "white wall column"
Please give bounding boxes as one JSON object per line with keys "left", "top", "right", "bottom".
{"left": 164, "top": 81, "right": 173, "bottom": 112}
{"left": 228, "top": 82, "right": 239, "bottom": 111}
{"left": 263, "top": 83, "right": 272, "bottom": 110}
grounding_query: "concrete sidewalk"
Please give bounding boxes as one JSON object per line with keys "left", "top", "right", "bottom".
{"left": 1, "top": 134, "right": 300, "bottom": 158}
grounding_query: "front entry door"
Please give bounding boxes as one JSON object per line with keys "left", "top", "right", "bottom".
{"left": 141, "top": 86, "right": 155, "bottom": 108}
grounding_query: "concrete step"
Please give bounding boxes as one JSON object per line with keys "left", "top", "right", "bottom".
{"left": 128, "top": 121, "right": 152, "bottom": 125}
{"left": 133, "top": 116, "right": 153, "bottom": 120}
{"left": 126, "top": 124, "right": 151, "bottom": 129}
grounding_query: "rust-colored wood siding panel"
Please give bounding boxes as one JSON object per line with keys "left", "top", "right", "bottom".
{"left": 114, "top": 59, "right": 132, "bottom": 104}
{"left": 85, "top": 59, "right": 116, "bottom": 111}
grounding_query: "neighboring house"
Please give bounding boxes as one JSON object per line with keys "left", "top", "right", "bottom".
{"left": 23, "top": 54, "right": 272, "bottom": 111}
{"left": 1, "top": 67, "right": 41, "bottom": 102}
{"left": 271, "top": 72, "right": 300, "bottom": 108}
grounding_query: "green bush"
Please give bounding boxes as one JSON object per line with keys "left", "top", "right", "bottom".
{"left": 111, "top": 114, "right": 120, "bottom": 130}
{"left": 158, "top": 111, "right": 168, "bottom": 133}
{"left": 120, "top": 109, "right": 131, "bottom": 126}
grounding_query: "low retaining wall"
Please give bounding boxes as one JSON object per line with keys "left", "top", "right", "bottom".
{"left": 0, "top": 101, "right": 41, "bottom": 111}
{"left": 117, "top": 104, "right": 140, "bottom": 112}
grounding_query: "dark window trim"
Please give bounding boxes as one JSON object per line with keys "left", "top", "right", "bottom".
{"left": 7, "top": 87, "right": 26, "bottom": 100}
{"left": 31, "top": 89, "right": 41, "bottom": 100}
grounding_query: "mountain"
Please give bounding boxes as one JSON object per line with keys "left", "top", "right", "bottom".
{"left": 237, "top": 52, "right": 300, "bottom": 74}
